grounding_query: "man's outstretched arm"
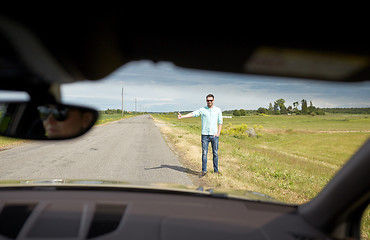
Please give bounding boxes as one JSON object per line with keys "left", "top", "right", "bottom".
{"left": 178, "top": 112, "right": 193, "bottom": 120}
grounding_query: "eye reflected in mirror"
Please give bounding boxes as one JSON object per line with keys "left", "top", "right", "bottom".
{"left": 0, "top": 102, "right": 98, "bottom": 140}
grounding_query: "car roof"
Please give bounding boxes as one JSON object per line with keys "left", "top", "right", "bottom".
{"left": 1, "top": 9, "right": 370, "bottom": 93}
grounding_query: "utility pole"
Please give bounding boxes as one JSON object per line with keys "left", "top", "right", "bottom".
{"left": 135, "top": 98, "right": 137, "bottom": 112}
{"left": 121, "top": 88, "right": 124, "bottom": 117}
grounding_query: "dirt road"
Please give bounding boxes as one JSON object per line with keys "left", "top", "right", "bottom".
{"left": 0, "top": 115, "right": 193, "bottom": 186}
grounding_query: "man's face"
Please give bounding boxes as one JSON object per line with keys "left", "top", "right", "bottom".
{"left": 39, "top": 105, "right": 92, "bottom": 138}
{"left": 206, "top": 97, "right": 214, "bottom": 108}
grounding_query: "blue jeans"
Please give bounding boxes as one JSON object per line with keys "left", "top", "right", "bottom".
{"left": 201, "top": 135, "right": 219, "bottom": 173}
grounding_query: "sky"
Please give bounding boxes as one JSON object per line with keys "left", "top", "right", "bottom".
{"left": 2, "top": 60, "right": 369, "bottom": 112}
{"left": 58, "top": 60, "right": 370, "bottom": 112}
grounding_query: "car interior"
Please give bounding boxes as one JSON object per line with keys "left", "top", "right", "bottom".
{"left": 0, "top": 10, "right": 369, "bottom": 240}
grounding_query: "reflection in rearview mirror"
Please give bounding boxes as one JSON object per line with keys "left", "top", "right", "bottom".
{"left": 0, "top": 102, "right": 99, "bottom": 140}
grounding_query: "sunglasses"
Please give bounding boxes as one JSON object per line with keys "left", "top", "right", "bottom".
{"left": 37, "top": 106, "right": 70, "bottom": 121}
{"left": 206, "top": 99, "right": 214, "bottom": 102}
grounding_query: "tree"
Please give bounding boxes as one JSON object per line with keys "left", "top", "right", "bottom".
{"left": 287, "top": 105, "right": 293, "bottom": 113}
{"left": 273, "top": 101, "right": 279, "bottom": 114}
{"left": 105, "top": 108, "right": 113, "bottom": 114}
{"left": 308, "top": 100, "right": 316, "bottom": 113}
{"left": 273, "top": 98, "right": 287, "bottom": 115}
{"left": 257, "top": 107, "right": 268, "bottom": 114}
{"left": 233, "top": 109, "right": 240, "bottom": 116}
{"left": 301, "top": 99, "right": 308, "bottom": 114}
{"left": 280, "top": 104, "right": 287, "bottom": 114}
{"left": 268, "top": 103, "right": 274, "bottom": 115}
{"left": 239, "top": 109, "right": 246, "bottom": 116}
{"left": 293, "top": 101, "right": 299, "bottom": 111}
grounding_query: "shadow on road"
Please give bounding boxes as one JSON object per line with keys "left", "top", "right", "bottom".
{"left": 145, "top": 165, "right": 200, "bottom": 176}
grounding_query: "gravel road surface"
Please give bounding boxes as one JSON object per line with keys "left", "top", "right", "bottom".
{"left": 0, "top": 115, "right": 193, "bottom": 186}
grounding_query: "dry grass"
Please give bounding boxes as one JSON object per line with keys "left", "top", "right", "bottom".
{"left": 0, "top": 137, "right": 26, "bottom": 150}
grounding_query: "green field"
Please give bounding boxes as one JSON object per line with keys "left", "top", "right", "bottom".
{"left": 152, "top": 113, "right": 370, "bottom": 238}
{"left": 154, "top": 113, "right": 370, "bottom": 200}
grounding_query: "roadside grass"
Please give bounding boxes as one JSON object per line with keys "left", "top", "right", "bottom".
{"left": 152, "top": 113, "right": 370, "bottom": 239}
{"left": 0, "top": 136, "right": 26, "bottom": 149}
{"left": 96, "top": 113, "right": 136, "bottom": 125}
{"left": 0, "top": 112, "right": 137, "bottom": 148}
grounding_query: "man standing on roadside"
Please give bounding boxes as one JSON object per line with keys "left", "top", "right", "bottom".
{"left": 177, "top": 94, "right": 223, "bottom": 177}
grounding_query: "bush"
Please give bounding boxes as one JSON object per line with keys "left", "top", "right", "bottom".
{"left": 233, "top": 110, "right": 241, "bottom": 116}
{"left": 223, "top": 124, "right": 265, "bottom": 138}
{"left": 257, "top": 107, "right": 268, "bottom": 114}
{"left": 223, "top": 123, "right": 247, "bottom": 136}
{"left": 315, "top": 109, "right": 325, "bottom": 115}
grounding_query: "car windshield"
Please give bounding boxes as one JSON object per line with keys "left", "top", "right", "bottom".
{"left": 1, "top": 60, "right": 369, "bottom": 236}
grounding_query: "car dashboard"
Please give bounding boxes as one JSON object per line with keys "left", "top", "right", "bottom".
{"left": 0, "top": 186, "right": 326, "bottom": 240}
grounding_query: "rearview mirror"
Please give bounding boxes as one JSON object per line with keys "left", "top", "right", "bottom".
{"left": 0, "top": 102, "right": 99, "bottom": 140}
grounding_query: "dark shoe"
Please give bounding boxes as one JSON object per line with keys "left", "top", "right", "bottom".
{"left": 199, "top": 172, "right": 207, "bottom": 177}
{"left": 214, "top": 171, "right": 222, "bottom": 175}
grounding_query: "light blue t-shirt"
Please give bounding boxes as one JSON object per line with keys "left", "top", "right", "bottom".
{"left": 192, "top": 106, "right": 223, "bottom": 135}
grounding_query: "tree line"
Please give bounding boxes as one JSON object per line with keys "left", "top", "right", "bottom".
{"left": 256, "top": 99, "right": 325, "bottom": 116}
{"left": 101, "top": 106, "right": 370, "bottom": 116}
{"left": 99, "top": 109, "right": 146, "bottom": 115}
{"left": 228, "top": 99, "right": 370, "bottom": 116}
{"left": 223, "top": 109, "right": 256, "bottom": 116}
{"left": 320, "top": 108, "right": 370, "bottom": 114}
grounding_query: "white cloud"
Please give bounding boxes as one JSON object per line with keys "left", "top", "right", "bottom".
{"left": 61, "top": 60, "right": 370, "bottom": 112}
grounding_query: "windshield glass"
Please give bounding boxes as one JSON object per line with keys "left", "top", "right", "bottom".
{"left": 1, "top": 61, "right": 370, "bottom": 204}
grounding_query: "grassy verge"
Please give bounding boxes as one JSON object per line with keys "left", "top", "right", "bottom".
{"left": 0, "top": 136, "right": 26, "bottom": 149}
{"left": 152, "top": 113, "right": 370, "bottom": 239}
{"left": 96, "top": 113, "right": 137, "bottom": 125}
{"left": 0, "top": 113, "right": 137, "bottom": 149}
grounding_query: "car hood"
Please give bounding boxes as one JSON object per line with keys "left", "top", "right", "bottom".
{"left": 0, "top": 179, "right": 284, "bottom": 204}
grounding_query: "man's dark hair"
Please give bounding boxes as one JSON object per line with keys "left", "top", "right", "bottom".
{"left": 206, "top": 94, "right": 214, "bottom": 99}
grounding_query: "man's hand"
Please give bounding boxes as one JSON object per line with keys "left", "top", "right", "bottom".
{"left": 178, "top": 112, "right": 193, "bottom": 120}
{"left": 214, "top": 124, "right": 222, "bottom": 137}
